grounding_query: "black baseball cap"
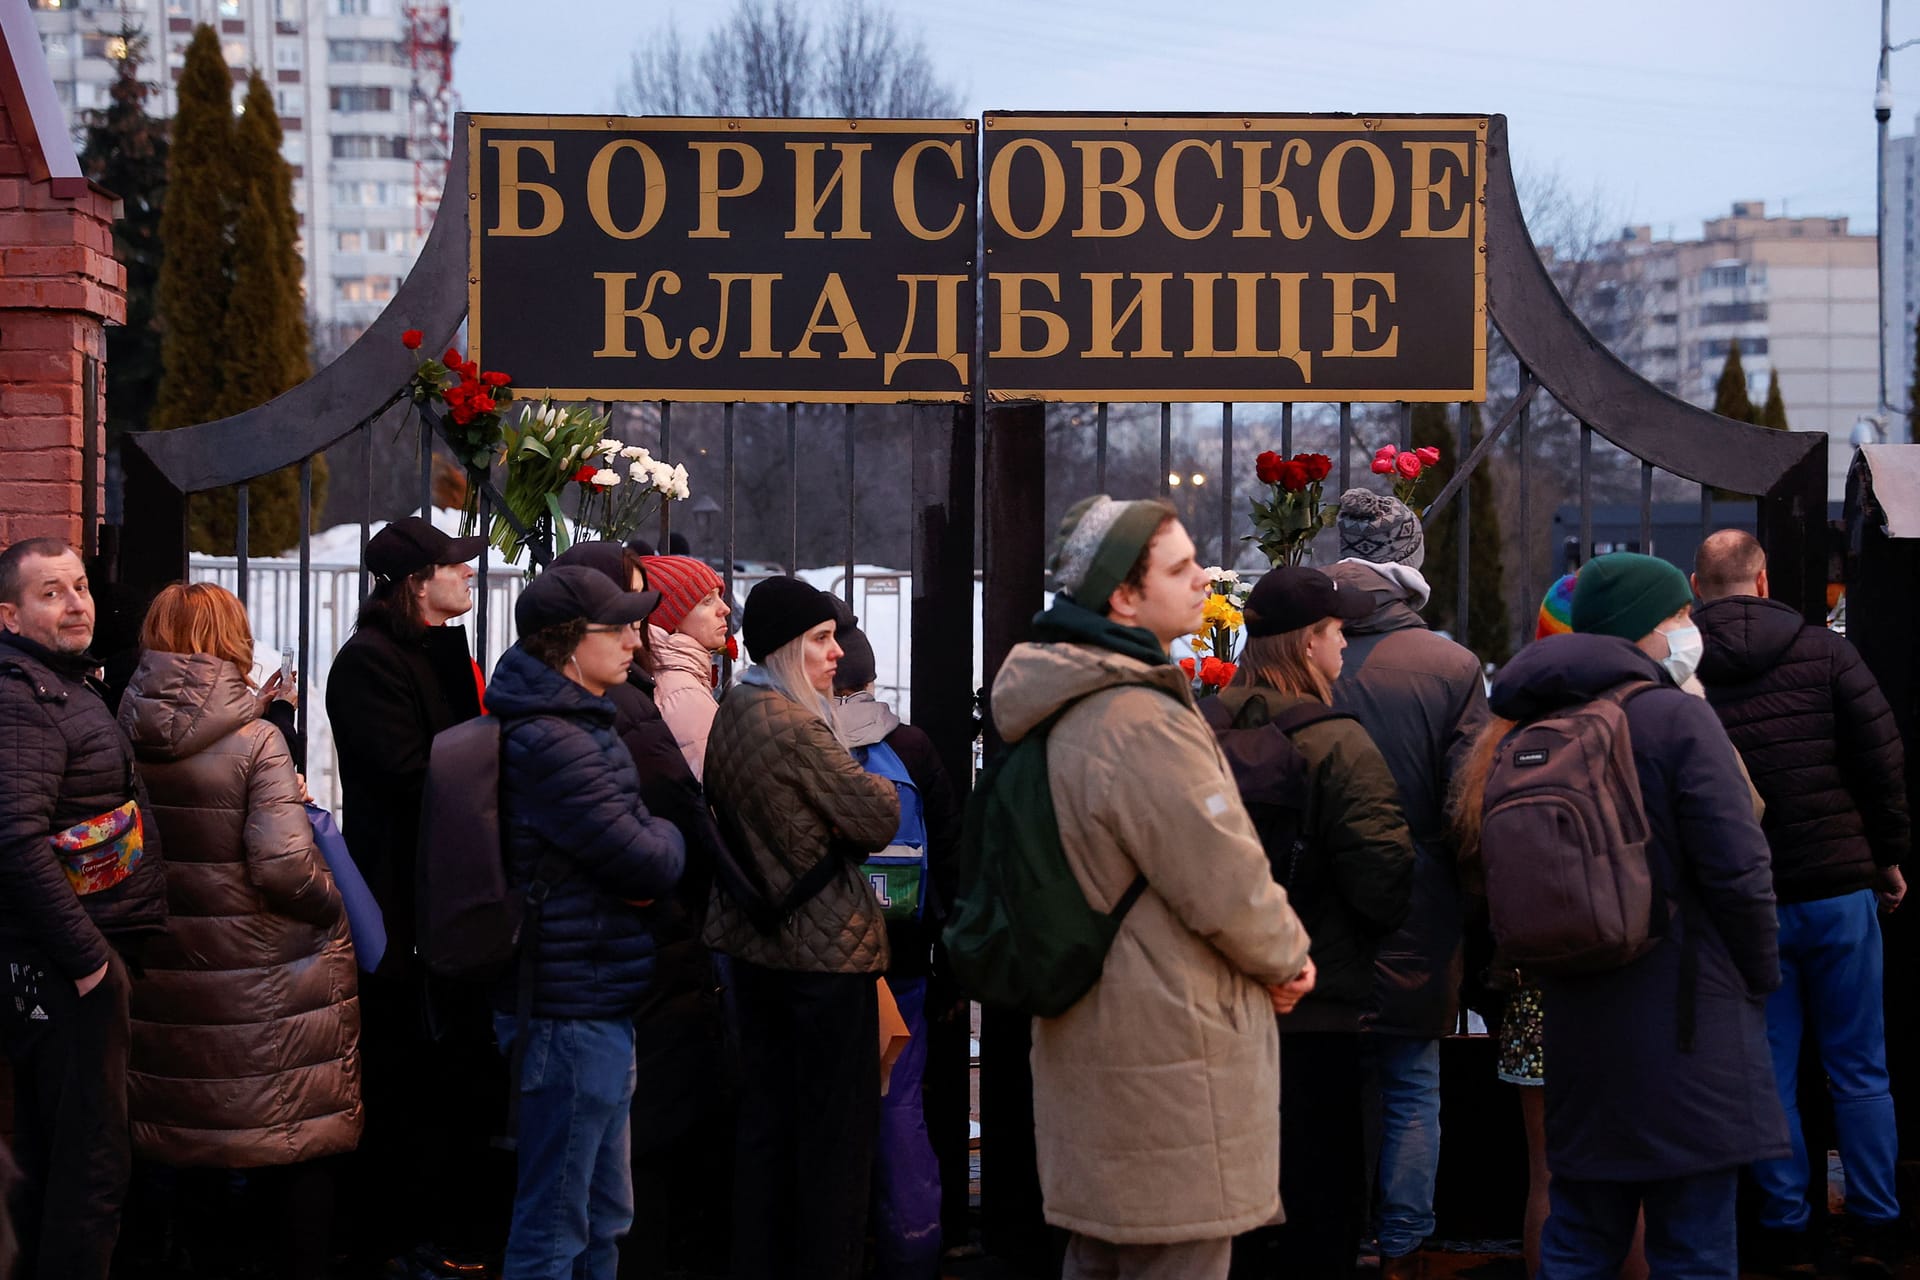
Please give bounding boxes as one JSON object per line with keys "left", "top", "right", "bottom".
{"left": 514, "top": 566, "right": 660, "bottom": 637}
{"left": 1244, "top": 566, "right": 1375, "bottom": 637}
{"left": 364, "top": 516, "right": 486, "bottom": 581}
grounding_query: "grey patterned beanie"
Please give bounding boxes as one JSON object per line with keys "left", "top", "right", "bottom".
{"left": 1336, "top": 488, "right": 1425, "bottom": 569}
{"left": 1048, "top": 495, "right": 1171, "bottom": 608}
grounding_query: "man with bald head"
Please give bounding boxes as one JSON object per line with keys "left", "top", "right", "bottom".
{"left": 1693, "top": 529, "right": 1911, "bottom": 1275}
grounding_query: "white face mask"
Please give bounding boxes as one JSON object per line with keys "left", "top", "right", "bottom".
{"left": 1660, "top": 623, "right": 1703, "bottom": 685}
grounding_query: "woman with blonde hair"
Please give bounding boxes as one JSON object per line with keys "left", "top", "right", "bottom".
{"left": 116, "top": 582, "right": 359, "bottom": 1279}
{"left": 1210, "top": 566, "right": 1413, "bottom": 1279}
{"left": 701, "top": 577, "right": 900, "bottom": 1280}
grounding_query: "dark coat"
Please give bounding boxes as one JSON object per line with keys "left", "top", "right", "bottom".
{"left": 1213, "top": 684, "right": 1415, "bottom": 1033}
{"left": 701, "top": 681, "right": 899, "bottom": 974}
{"left": 1489, "top": 633, "right": 1789, "bottom": 1182}
{"left": 324, "top": 617, "right": 482, "bottom": 964}
{"left": 1326, "top": 562, "right": 1490, "bottom": 1039}
{"left": 119, "top": 652, "right": 361, "bottom": 1167}
{"left": 0, "top": 631, "right": 167, "bottom": 978}
{"left": 487, "top": 645, "right": 685, "bottom": 1020}
{"left": 1695, "top": 596, "right": 1910, "bottom": 903}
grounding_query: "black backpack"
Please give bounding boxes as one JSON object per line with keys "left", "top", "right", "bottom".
{"left": 1199, "top": 694, "right": 1353, "bottom": 902}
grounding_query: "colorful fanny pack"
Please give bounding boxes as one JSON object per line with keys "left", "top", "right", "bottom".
{"left": 51, "top": 799, "right": 145, "bottom": 896}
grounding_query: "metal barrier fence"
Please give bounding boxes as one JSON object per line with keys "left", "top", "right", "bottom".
{"left": 188, "top": 548, "right": 966, "bottom": 814}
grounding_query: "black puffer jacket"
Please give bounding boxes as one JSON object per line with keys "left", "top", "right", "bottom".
{"left": 487, "top": 644, "right": 686, "bottom": 1020}
{"left": 325, "top": 617, "right": 481, "bottom": 964}
{"left": 1695, "top": 596, "right": 1910, "bottom": 903}
{"left": 1325, "top": 561, "right": 1490, "bottom": 1038}
{"left": 0, "top": 631, "right": 167, "bottom": 978}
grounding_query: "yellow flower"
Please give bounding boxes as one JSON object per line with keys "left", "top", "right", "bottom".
{"left": 1202, "top": 594, "right": 1244, "bottom": 631}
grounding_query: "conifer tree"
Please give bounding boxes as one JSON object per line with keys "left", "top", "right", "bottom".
{"left": 192, "top": 72, "right": 321, "bottom": 555}
{"left": 1712, "top": 339, "right": 1758, "bottom": 424}
{"left": 151, "top": 25, "right": 230, "bottom": 433}
{"left": 79, "top": 27, "right": 167, "bottom": 447}
{"left": 1760, "top": 370, "right": 1789, "bottom": 431}
{"left": 1411, "top": 403, "right": 1512, "bottom": 665}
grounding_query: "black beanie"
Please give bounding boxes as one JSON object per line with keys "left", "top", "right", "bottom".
{"left": 743, "top": 576, "right": 839, "bottom": 663}
{"left": 834, "top": 621, "right": 877, "bottom": 693}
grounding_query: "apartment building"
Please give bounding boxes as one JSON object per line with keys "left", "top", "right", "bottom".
{"left": 31, "top": 0, "right": 451, "bottom": 357}
{"left": 1590, "top": 201, "right": 1879, "bottom": 499}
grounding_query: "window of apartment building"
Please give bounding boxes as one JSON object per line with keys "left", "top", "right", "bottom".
{"left": 275, "top": 87, "right": 302, "bottom": 114}
{"left": 333, "top": 0, "right": 387, "bottom": 14}
{"left": 41, "top": 32, "right": 68, "bottom": 55}
{"left": 336, "top": 229, "right": 403, "bottom": 253}
{"left": 1699, "top": 337, "right": 1768, "bottom": 360}
{"left": 1699, "top": 302, "right": 1768, "bottom": 325}
{"left": 331, "top": 135, "right": 408, "bottom": 159}
{"left": 337, "top": 276, "right": 396, "bottom": 303}
{"left": 329, "top": 85, "right": 393, "bottom": 112}
{"left": 222, "top": 40, "right": 247, "bottom": 64}
{"left": 1700, "top": 265, "right": 1748, "bottom": 290}
{"left": 29, "top": 0, "right": 67, "bottom": 10}
{"left": 331, "top": 180, "right": 402, "bottom": 206}
{"left": 329, "top": 38, "right": 402, "bottom": 63}
{"left": 274, "top": 41, "right": 301, "bottom": 67}
{"left": 219, "top": 0, "right": 241, "bottom": 15}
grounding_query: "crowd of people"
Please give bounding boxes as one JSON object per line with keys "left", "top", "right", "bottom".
{"left": 0, "top": 475, "right": 1907, "bottom": 1280}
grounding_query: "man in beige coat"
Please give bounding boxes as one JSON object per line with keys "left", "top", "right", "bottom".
{"left": 990, "top": 496, "right": 1315, "bottom": 1280}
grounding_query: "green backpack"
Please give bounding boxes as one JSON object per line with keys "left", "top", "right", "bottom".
{"left": 943, "top": 682, "right": 1184, "bottom": 1017}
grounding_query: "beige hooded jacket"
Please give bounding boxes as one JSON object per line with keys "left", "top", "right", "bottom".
{"left": 991, "top": 640, "right": 1312, "bottom": 1245}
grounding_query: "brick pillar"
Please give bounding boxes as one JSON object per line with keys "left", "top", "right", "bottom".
{"left": 0, "top": 111, "right": 126, "bottom": 550}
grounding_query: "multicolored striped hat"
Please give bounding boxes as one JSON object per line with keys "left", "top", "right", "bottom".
{"left": 1536, "top": 572, "right": 1578, "bottom": 641}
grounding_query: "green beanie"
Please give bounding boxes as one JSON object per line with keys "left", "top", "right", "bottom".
{"left": 1048, "top": 495, "right": 1171, "bottom": 610}
{"left": 1570, "top": 553, "right": 1693, "bottom": 641}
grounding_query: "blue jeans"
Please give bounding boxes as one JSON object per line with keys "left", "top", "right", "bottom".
{"left": 1368, "top": 1035, "right": 1441, "bottom": 1258}
{"left": 873, "top": 977, "right": 942, "bottom": 1279}
{"left": 1540, "top": 1169, "right": 1737, "bottom": 1279}
{"left": 1751, "top": 888, "right": 1901, "bottom": 1230}
{"left": 493, "top": 1014, "right": 637, "bottom": 1280}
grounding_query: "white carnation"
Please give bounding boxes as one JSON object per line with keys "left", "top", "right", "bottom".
{"left": 589, "top": 468, "right": 620, "bottom": 487}
{"left": 620, "top": 445, "right": 651, "bottom": 461}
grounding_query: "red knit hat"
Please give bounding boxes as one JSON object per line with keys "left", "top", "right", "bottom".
{"left": 639, "top": 555, "right": 725, "bottom": 635}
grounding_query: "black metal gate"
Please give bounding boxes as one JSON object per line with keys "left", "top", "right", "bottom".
{"left": 113, "top": 111, "right": 1828, "bottom": 1269}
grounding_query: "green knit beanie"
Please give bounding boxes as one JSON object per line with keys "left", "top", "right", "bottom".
{"left": 1570, "top": 553, "right": 1693, "bottom": 641}
{"left": 1048, "top": 495, "right": 1171, "bottom": 610}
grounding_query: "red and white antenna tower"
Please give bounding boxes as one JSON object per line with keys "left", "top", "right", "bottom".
{"left": 405, "top": 0, "right": 455, "bottom": 240}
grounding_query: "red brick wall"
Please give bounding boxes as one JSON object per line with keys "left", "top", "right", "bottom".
{"left": 0, "top": 105, "right": 126, "bottom": 549}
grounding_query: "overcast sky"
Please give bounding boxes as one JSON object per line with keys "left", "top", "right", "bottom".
{"left": 454, "top": 0, "right": 1903, "bottom": 239}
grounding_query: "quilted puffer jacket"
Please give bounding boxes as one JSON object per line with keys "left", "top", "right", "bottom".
{"left": 486, "top": 644, "right": 686, "bottom": 1020}
{"left": 119, "top": 651, "right": 361, "bottom": 1168}
{"left": 0, "top": 631, "right": 167, "bottom": 979}
{"left": 701, "top": 678, "right": 900, "bottom": 973}
{"left": 1695, "top": 595, "right": 1910, "bottom": 903}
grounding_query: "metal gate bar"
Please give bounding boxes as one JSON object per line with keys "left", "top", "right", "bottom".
{"left": 236, "top": 484, "right": 250, "bottom": 608}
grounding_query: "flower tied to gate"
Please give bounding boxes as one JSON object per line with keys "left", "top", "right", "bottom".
{"left": 401, "top": 328, "right": 423, "bottom": 350}
{"left": 1182, "top": 568, "right": 1249, "bottom": 697}
{"left": 1369, "top": 445, "right": 1443, "bottom": 512}
{"left": 1247, "top": 451, "right": 1338, "bottom": 567}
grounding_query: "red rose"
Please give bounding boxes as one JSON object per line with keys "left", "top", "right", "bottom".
{"left": 1371, "top": 456, "right": 1395, "bottom": 475}
{"left": 471, "top": 393, "right": 496, "bottom": 415}
{"left": 1200, "top": 656, "right": 1233, "bottom": 687}
{"left": 573, "top": 464, "right": 596, "bottom": 483}
{"left": 1215, "top": 661, "right": 1237, "bottom": 687}
{"left": 1395, "top": 451, "right": 1423, "bottom": 479}
{"left": 443, "top": 348, "right": 462, "bottom": 367}
{"left": 1278, "top": 460, "right": 1311, "bottom": 492}
{"left": 482, "top": 370, "right": 511, "bottom": 387}
{"left": 402, "top": 329, "right": 424, "bottom": 350}
{"left": 725, "top": 635, "right": 740, "bottom": 662}
{"left": 1255, "top": 450, "right": 1285, "bottom": 485}
{"left": 449, "top": 403, "right": 476, "bottom": 425}
{"left": 1179, "top": 657, "right": 1197, "bottom": 679}
{"left": 1375, "top": 444, "right": 1397, "bottom": 463}
{"left": 1298, "top": 452, "right": 1332, "bottom": 483}
{"left": 1416, "top": 446, "right": 1442, "bottom": 467}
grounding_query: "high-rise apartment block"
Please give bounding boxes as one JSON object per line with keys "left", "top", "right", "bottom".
{"left": 1589, "top": 201, "right": 1879, "bottom": 499}
{"left": 30, "top": 0, "right": 453, "bottom": 359}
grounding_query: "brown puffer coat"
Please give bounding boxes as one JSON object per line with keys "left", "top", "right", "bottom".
{"left": 119, "top": 651, "right": 362, "bottom": 1168}
{"left": 701, "top": 677, "right": 900, "bottom": 973}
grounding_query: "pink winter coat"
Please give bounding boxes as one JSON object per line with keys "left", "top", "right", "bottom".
{"left": 648, "top": 625, "right": 719, "bottom": 781}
